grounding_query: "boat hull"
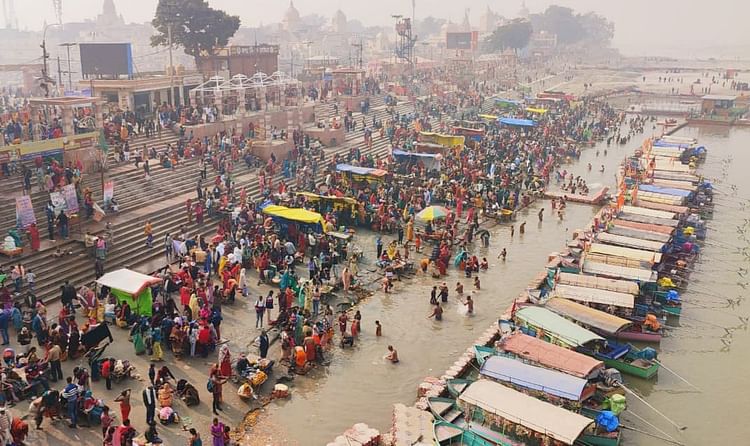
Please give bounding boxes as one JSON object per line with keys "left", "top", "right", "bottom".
{"left": 600, "top": 357, "right": 659, "bottom": 379}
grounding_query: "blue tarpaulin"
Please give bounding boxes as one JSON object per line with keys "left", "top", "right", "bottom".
{"left": 335, "top": 164, "right": 388, "bottom": 177}
{"left": 654, "top": 140, "right": 689, "bottom": 148}
{"left": 498, "top": 117, "right": 536, "bottom": 127}
{"left": 638, "top": 184, "right": 692, "bottom": 197}
{"left": 480, "top": 355, "right": 588, "bottom": 401}
{"left": 596, "top": 411, "right": 620, "bottom": 432}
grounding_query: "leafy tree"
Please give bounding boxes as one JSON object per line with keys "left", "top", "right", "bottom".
{"left": 151, "top": 0, "right": 240, "bottom": 64}
{"left": 416, "top": 16, "right": 446, "bottom": 38}
{"left": 578, "top": 12, "right": 614, "bottom": 45}
{"left": 485, "top": 20, "right": 533, "bottom": 53}
{"left": 530, "top": 5, "right": 584, "bottom": 45}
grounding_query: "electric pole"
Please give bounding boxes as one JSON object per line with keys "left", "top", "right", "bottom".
{"left": 60, "top": 42, "right": 76, "bottom": 91}
{"left": 57, "top": 56, "right": 62, "bottom": 89}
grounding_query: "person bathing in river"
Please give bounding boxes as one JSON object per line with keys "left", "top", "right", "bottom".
{"left": 385, "top": 345, "right": 399, "bottom": 363}
{"left": 480, "top": 258, "right": 488, "bottom": 270}
{"left": 463, "top": 296, "right": 474, "bottom": 315}
{"left": 427, "top": 303, "right": 443, "bottom": 321}
{"left": 455, "top": 282, "right": 464, "bottom": 296}
{"left": 498, "top": 248, "right": 507, "bottom": 261}
{"left": 474, "top": 276, "right": 481, "bottom": 291}
{"left": 519, "top": 222, "right": 526, "bottom": 234}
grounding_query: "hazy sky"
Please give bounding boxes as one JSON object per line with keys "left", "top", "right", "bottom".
{"left": 8, "top": 0, "right": 749, "bottom": 57}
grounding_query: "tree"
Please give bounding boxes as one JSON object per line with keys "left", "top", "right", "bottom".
{"left": 416, "top": 16, "right": 446, "bottom": 38}
{"left": 578, "top": 12, "right": 614, "bottom": 46}
{"left": 151, "top": 0, "right": 240, "bottom": 65}
{"left": 485, "top": 20, "right": 532, "bottom": 53}
{"left": 530, "top": 5, "right": 584, "bottom": 45}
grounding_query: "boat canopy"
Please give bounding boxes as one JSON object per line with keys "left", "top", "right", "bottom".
{"left": 583, "top": 260, "right": 658, "bottom": 283}
{"left": 480, "top": 355, "right": 589, "bottom": 401}
{"left": 636, "top": 191, "right": 687, "bottom": 206}
{"left": 654, "top": 158, "right": 691, "bottom": 172}
{"left": 596, "top": 232, "right": 666, "bottom": 252}
{"left": 459, "top": 380, "right": 594, "bottom": 446}
{"left": 557, "top": 272, "right": 640, "bottom": 295}
{"left": 651, "top": 179, "right": 696, "bottom": 191}
{"left": 633, "top": 200, "right": 689, "bottom": 215}
{"left": 638, "top": 184, "right": 692, "bottom": 198}
{"left": 553, "top": 284, "right": 635, "bottom": 308}
{"left": 617, "top": 212, "right": 679, "bottom": 228}
{"left": 589, "top": 243, "right": 662, "bottom": 263}
{"left": 607, "top": 226, "right": 672, "bottom": 243}
{"left": 515, "top": 306, "right": 604, "bottom": 348}
{"left": 621, "top": 205, "right": 677, "bottom": 220}
{"left": 335, "top": 163, "right": 388, "bottom": 177}
{"left": 500, "top": 332, "right": 604, "bottom": 379}
{"left": 652, "top": 171, "right": 700, "bottom": 183}
{"left": 545, "top": 298, "right": 632, "bottom": 335}
{"left": 499, "top": 117, "right": 536, "bottom": 127}
{"left": 611, "top": 219, "right": 675, "bottom": 235}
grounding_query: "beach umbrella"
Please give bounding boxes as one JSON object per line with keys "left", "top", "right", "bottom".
{"left": 416, "top": 206, "right": 449, "bottom": 221}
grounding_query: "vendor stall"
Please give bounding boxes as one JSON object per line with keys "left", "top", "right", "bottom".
{"left": 391, "top": 149, "right": 441, "bottom": 172}
{"left": 95, "top": 268, "right": 161, "bottom": 316}
{"left": 262, "top": 205, "right": 326, "bottom": 233}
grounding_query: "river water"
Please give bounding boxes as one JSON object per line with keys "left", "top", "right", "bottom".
{"left": 263, "top": 123, "right": 750, "bottom": 445}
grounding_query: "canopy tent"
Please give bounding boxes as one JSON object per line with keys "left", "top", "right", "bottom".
{"left": 478, "top": 114, "right": 498, "bottom": 121}
{"left": 638, "top": 184, "right": 693, "bottom": 198}
{"left": 607, "top": 226, "right": 672, "bottom": 243}
{"left": 589, "top": 243, "right": 662, "bottom": 263}
{"left": 525, "top": 107, "right": 548, "bottom": 114}
{"left": 595, "top": 232, "right": 666, "bottom": 252}
{"left": 498, "top": 117, "right": 536, "bottom": 127}
{"left": 392, "top": 149, "right": 441, "bottom": 171}
{"left": 459, "top": 380, "right": 594, "bottom": 446}
{"left": 418, "top": 132, "right": 465, "bottom": 147}
{"left": 335, "top": 164, "right": 388, "bottom": 178}
{"left": 514, "top": 306, "right": 604, "bottom": 348}
{"left": 556, "top": 272, "right": 640, "bottom": 295}
{"left": 545, "top": 298, "right": 632, "bottom": 335}
{"left": 493, "top": 98, "right": 522, "bottom": 108}
{"left": 262, "top": 205, "right": 326, "bottom": 233}
{"left": 552, "top": 284, "right": 634, "bottom": 309}
{"left": 296, "top": 192, "right": 358, "bottom": 208}
{"left": 96, "top": 268, "right": 161, "bottom": 316}
{"left": 480, "top": 355, "right": 589, "bottom": 401}
{"left": 582, "top": 260, "right": 658, "bottom": 283}
{"left": 500, "top": 332, "right": 604, "bottom": 379}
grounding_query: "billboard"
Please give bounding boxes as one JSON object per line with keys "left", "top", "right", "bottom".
{"left": 446, "top": 32, "right": 473, "bottom": 50}
{"left": 80, "top": 43, "right": 133, "bottom": 78}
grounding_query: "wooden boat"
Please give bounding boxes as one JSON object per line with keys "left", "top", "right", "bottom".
{"left": 433, "top": 420, "right": 496, "bottom": 446}
{"left": 585, "top": 342, "right": 660, "bottom": 380}
{"left": 473, "top": 345, "right": 495, "bottom": 366}
{"left": 429, "top": 398, "right": 520, "bottom": 446}
{"left": 446, "top": 379, "right": 472, "bottom": 398}
{"left": 513, "top": 307, "right": 659, "bottom": 379}
{"left": 459, "top": 380, "right": 621, "bottom": 446}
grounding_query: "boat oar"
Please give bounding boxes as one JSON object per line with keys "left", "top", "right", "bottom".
{"left": 620, "top": 424, "right": 686, "bottom": 446}
{"left": 652, "top": 360, "right": 700, "bottom": 391}
{"left": 618, "top": 384, "right": 687, "bottom": 431}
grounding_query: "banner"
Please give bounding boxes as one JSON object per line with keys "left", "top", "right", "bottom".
{"left": 103, "top": 181, "right": 114, "bottom": 207}
{"left": 62, "top": 184, "right": 79, "bottom": 214}
{"left": 15, "top": 195, "right": 36, "bottom": 228}
{"left": 50, "top": 191, "right": 67, "bottom": 216}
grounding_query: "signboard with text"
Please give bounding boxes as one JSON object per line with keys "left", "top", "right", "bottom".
{"left": 15, "top": 195, "right": 36, "bottom": 228}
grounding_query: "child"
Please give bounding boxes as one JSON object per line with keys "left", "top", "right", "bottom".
{"left": 455, "top": 282, "right": 464, "bottom": 296}
{"left": 375, "top": 320, "right": 382, "bottom": 337}
{"left": 480, "top": 257, "right": 489, "bottom": 270}
{"left": 473, "top": 276, "right": 481, "bottom": 290}
{"left": 415, "top": 234, "right": 422, "bottom": 253}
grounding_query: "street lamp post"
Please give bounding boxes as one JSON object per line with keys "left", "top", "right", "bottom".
{"left": 40, "top": 23, "right": 62, "bottom": 96}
